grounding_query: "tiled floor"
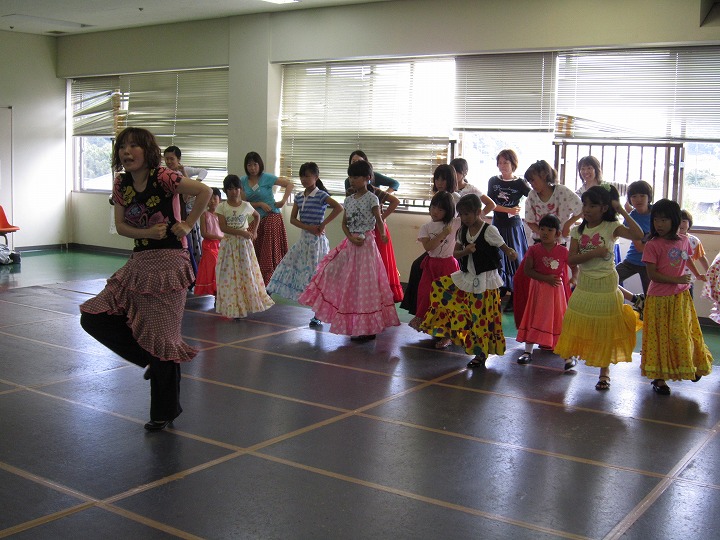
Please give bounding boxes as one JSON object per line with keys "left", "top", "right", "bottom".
{"left": 1, "top": 251, "right": 720, "bottom": 539}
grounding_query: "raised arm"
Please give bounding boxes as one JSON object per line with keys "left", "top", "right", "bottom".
{"left": 372, "top": 171, "right": 400, "bottom": 193}
{"left": 480, "top": 194, "right": 496, "bottom": 217}
{"left": 319, "top": 197, "right": 344, "bottom": 233}
{"left": 612, "top": 200, "right": 644, "bottom": 241}
{"left": 274, "top": 176, "right": 294, "bottom": 209}
{"left": 171, "top": 178, "right": 213, "bottom": 239}
{"left": 419, "top": 224, "right": 453, "bottom": 253}
{"left": 377, "top": 189, "right": 400, "bottom": 220}
{"left": 114, "top": 203, "right": 167, "bottom": 241}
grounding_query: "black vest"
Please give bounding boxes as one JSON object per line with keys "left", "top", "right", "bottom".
{"left": 457, "top": 222, "right": 500, "bottom": 274}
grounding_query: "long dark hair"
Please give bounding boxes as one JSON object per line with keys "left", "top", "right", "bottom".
{"left": 578, "top": 185, "right": 620, "bottom": 234}
{"left": 222, "top": 174, "right": 242, "bottom": 192}
{"left": 430, "top": 191, "right": 455, "bottom": 225}
{"left": 348, "top": 150, "right": 368, "bottom": 165}
{"left": 538, "top": 214, "right": 561, "bottom": 232}
{"left": 243, "top": 151, "right": 265, "bottom": 176}
{"left": 299, "top": 162, "right": 328, "bottom": 194}
{"left": 449, "top": 158, "right": 468, "bottom": 177}
{"left": 432, "top": 164, "right": 458, "bottom": 193}
{"left": 456, "top": 193, "right": 482, "bottom": 214}
{"left": 649, "top": 199, "right": 681, "bottom": 240}
{"left": 523, "top": 160, "right": 557, "bottom": 186}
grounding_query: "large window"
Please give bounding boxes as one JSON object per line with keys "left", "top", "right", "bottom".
{"left": 454, "top": 131, "right": 555, "bottom": 189}
{"left": 452, "top": 52, "right": 558, "bottom": 196}
{"left": 683, "top": 142, "right": 720, "bottom": 228}
{"left": 71, "top": 68, "right": 229, "bottom": 190}
{"left": 279, "top": 47, "right": 720, "bottom": 226}
{"left": 279, "top": 59, "right": 455, "bottom": 200}
{"left": 556, "top": 46, "right": 720, "bottom": 228}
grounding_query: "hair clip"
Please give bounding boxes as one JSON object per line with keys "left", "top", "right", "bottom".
{"left": 600, "top": 183, "right": 612, "bottom": 192}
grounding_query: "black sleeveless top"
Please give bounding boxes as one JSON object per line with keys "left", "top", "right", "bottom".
{"left": 457, "top": 222, "right": 500, "bottom": 274}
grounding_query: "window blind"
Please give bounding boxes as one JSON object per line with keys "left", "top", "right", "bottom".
{"left": 454, "top": 52, "right": 557, "bottom": 132}
{"left": 280, "top": 59, "right": 455, "bottom": 199}
{"left": 71, "top": 76, "right": 121, "bottom": 136}
{"left": 71, "top": 68, "right": 229, "bottom": 169}
{"left": 556, "top": 47, "right": 720, "bottom": 141}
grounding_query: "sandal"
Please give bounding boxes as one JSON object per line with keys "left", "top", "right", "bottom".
{"left": 595, "top": 375, "right": 611, "bottom": 391}
{"left": 517, "top": 352, "right": 532, "bottom": 365}
{"left": 435, "top": 337, "right": 452, "bottom": 349}
{"left": 467, "top": 354, "right": 486, "bottom": 369}
{"left": 408, "top": 317, "right": 422, "bottom": 331}
{"left": 651, "top": 379, "right": 671, "bottom": 395}
{"left": 564, "top": 357, "right": 577, "bottom": 371}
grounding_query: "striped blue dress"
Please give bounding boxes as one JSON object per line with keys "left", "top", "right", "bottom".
{"left": 266, "top": 188, "right": 331, "bottom": 301}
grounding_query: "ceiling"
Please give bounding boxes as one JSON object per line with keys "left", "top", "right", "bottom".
{"left": 0, "top": 0, "right": 390, "bottom": 36}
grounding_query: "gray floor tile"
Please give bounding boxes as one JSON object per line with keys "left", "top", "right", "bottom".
{"left": 0, "top": 391, "right": 233, "bottom": 500}
{"left": 115, "top": 453, "right": 569, "bottom": 540}
{"left": 0, "top": 468, "right": 84, "bottom": 530}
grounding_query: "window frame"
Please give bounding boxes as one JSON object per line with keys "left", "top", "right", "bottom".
{"left": 70, "top": 68, "right": 229, "bottom": 191}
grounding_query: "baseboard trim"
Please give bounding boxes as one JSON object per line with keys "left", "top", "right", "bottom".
{"left": 14, "top": 244, "right": 131, "bottom": 257}
{"left": 67, "top": 243, "right": 132, "bottom": 256}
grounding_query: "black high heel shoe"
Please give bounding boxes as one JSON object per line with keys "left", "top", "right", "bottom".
{"left": 144, "top": 419, "right": 172, "bottom": 431}
{"left": 651, "top": 379, "right": 671, "bottom": 395}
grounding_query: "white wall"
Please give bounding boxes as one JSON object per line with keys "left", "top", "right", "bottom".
{"left": 0, "top": 31, "right": 67, "bottom": 248}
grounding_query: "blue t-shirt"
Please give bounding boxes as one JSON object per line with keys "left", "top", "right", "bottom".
{"left": 240, "top": 172, "right": 280, "bottom": 219}
{"left": 624, "top": 209, "right": 651, "bottom": 266}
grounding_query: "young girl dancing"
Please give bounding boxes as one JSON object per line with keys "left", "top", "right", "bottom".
{"left": 451, "top": 157, "right": 497, "bottom": 209}
{"left": 554, "top": 185, "right": 644, "bottom": 391}
{"left": 513, "top": 160, "right": 582, "bottom": 328}
{"left": 346, "top": 152, "right": 404, "bottom": 302}
{"left": 401, "top": 164, "right": 477, "bottom": 316}
{"left": 266, "top": 162, "right": 343, "bottom": 326}
{"left": 299, "top": 159, "right": 400, "bottom": 341}
{"left": 163, "top": 145, "right": 208, "bottom": 275}
{"left": 194, "top": 188, "right": 223, "bottom": 297}
{"left": 215, "top": 175, "right": 274, "bottom": 319}
{"left": 704, "top": 251, "right": 720, "bottom": 325}
{"left": 419, "top": 194, "right": 517, "bottom": 368}
{"left": 408, "top": 191, "right": 459, "bottom": 330}
{"left": 640, "top": 199, "right": 712, "bottom": 395}
{"left": 515, "top": 214, "right": 576, "bottom": 368}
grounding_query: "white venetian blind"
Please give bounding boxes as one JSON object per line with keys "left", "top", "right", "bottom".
{"left": 71, "top": 76, "right": 121, "bottom": 136}
{"left": 556, "top": 47, "right": 720, "bottom": 141}
{"left": 71, "top": 68, "right": 229, "bottom": 169}
{"left": 280, "top": 58, "right": 455, "bottom": 200}
{"left": 454, "top": 52, "right": 557, "bottom": 131}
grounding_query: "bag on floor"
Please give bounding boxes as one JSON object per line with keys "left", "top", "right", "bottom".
{"left": 0, "top": 245, "right": 19, "bottom": 265}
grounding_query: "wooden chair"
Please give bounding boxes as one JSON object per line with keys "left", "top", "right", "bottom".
{"left": 0, "top": 205, "right": 19, "bottom": 245}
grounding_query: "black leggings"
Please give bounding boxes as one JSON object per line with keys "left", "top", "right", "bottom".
{"left": 399, "top": 252, "right": 427, "bottom": 316}
{"left": 80, "top": 312, "right": 182, "bottom": 422}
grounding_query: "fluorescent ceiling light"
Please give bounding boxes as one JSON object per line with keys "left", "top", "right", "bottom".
{"left": 259, "top": 0, "right": 301, "bottom": 4}
{"left": 1, "top": 14, "right": 91, "bottom": 29}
